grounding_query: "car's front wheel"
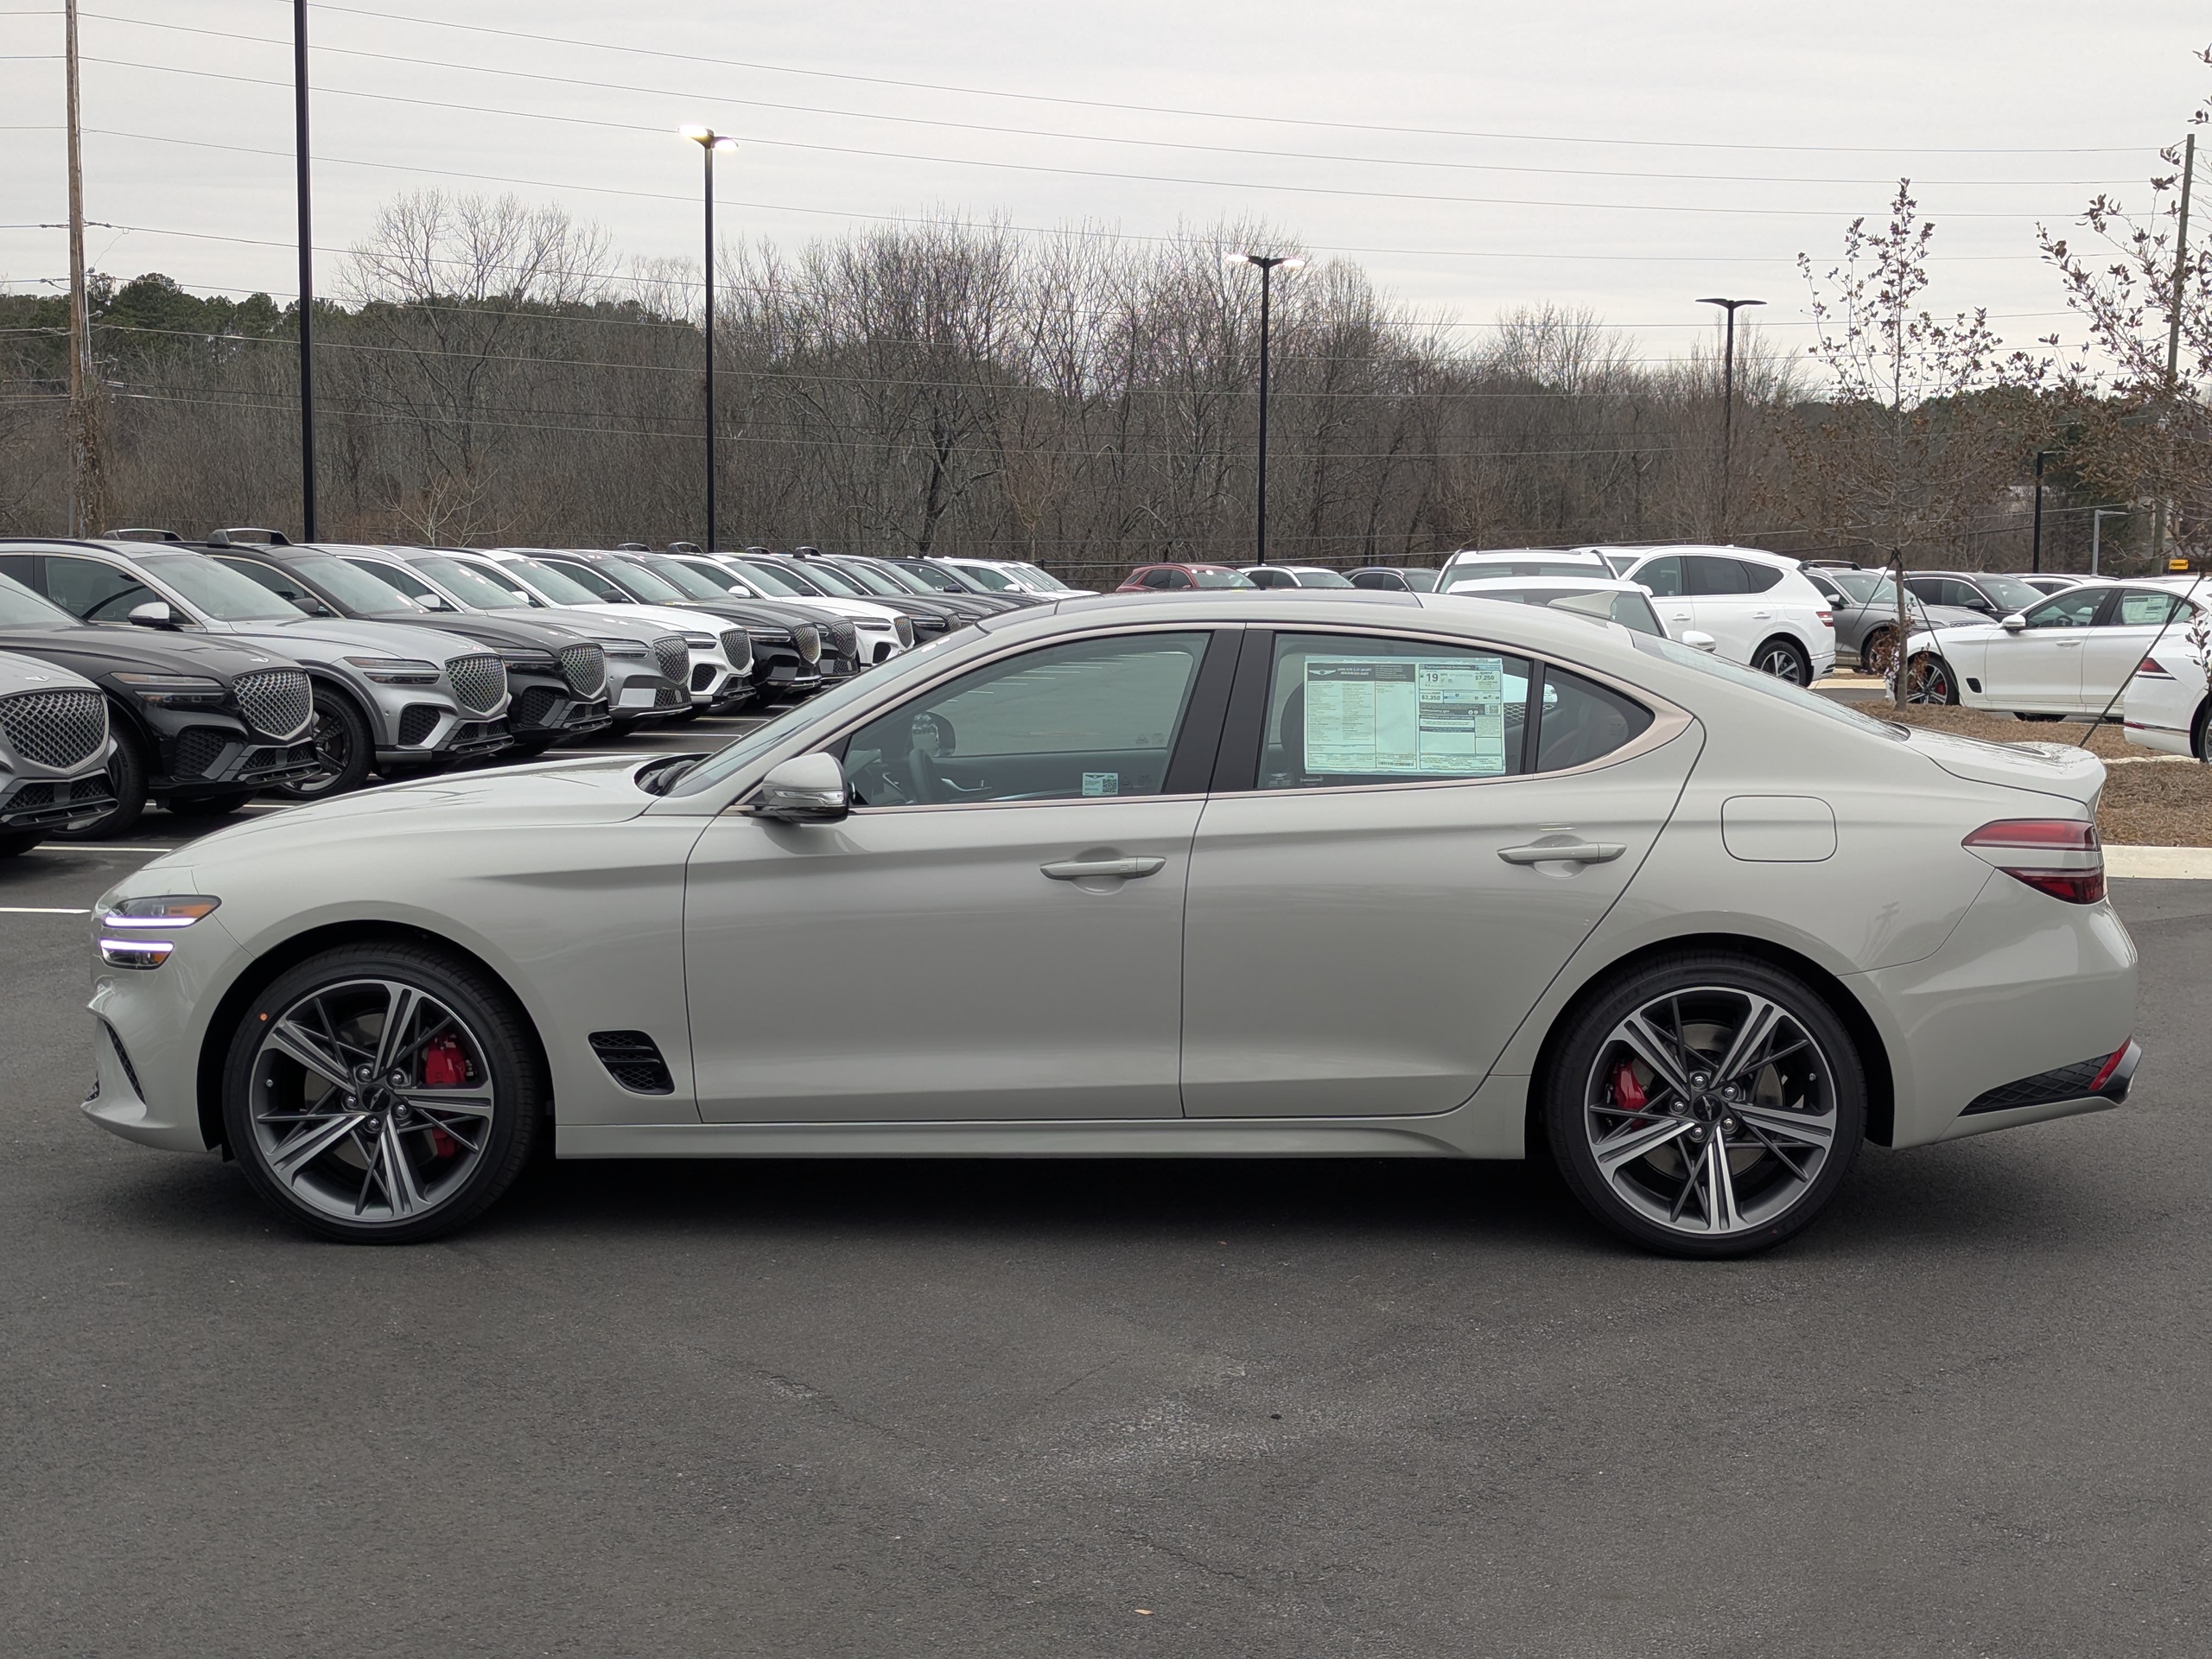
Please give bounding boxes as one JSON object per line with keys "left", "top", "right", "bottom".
{"left": 276, "top": 687, "right": 374, "bottom": 800}
{"left": 221, "top": 943, "right": 543, "bottom": 1243}
{"left": 1542, "top": 953, "right": 1866, "bottom": 1257}
{"left": 1904, "top": 653, "right": 1959, "bottom": 704}
{"left": 51, "top": 719, "right": 147, "bottom": 840}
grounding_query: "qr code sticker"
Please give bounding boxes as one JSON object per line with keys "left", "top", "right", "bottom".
{"left": 1081, "top": 772, "right": 1121, "bottom": 796}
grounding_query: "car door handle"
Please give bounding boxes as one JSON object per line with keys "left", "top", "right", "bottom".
{"left": 1498, "top": 841, "right": 1625, "bottom": 866}
{"left": 1752, "top": 609, "right": 1772, "bottom": 620}
{"left": 1041, "top": 856, "right": 1166, "bottom": 881}
{"left": 2056, "top": 639, "right": 2084, "bottom": 647}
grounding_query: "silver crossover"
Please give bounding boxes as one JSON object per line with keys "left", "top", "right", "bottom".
{"left": 0, "top": 651, "right": 116, "bottom": 849}
{"left": 85, "top": 593, "right": 2138, "bottom": 1254}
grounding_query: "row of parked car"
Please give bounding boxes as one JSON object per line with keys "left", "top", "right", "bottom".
{"left": 0, "top": 532, "right": 1081, "bottom": 848}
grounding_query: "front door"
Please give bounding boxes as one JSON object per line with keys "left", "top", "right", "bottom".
{"left": 1631, "top": 556, "right": 1700, "bottom": 644}
{"left": 683, "top": 627, "right": 1231, "bottom": 1122}
{"left": 1180, "top": 629, "right": 1696, "bottom": 1118}
{"left": 1976, "top": 587, "right": 2105, "bottom": 711}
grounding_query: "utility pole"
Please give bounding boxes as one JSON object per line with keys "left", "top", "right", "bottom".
{"left": 2150, "top": 130, "right": 2195, "bottom": 569}
{"left": 1698, "top": 296, "right": 1764, "bottom": 540}
{"left": 63, "top": 0, "right": 103, "bottom": 537}
{"left": 293, "top": 0, "right": 318, "bottom": 540}
{"left": 681, "top": 127, "right": 736, "bottom": 551}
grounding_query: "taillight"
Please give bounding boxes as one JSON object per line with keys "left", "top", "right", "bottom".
{"left": 1963, "top": 819, "right": 2106, "bottom": 904}
{"left": 1815, "top": 609, "right": 1834, "bottom": 628}
{"left": 2136, "top": 658, "right": 2176, "bottom": 679}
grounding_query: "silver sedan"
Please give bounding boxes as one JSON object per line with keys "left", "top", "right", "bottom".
{"left": 84, "top": 593, "right": 2139, "bottom": 1255}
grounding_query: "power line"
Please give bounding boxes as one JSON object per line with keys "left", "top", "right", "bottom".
{"left": 254, "top": 0, "right": 2163, "bottom": 160}
{"left": 72, "top": 12, "right": 2152, "bottom": 191}
{"left": 70, "top": 55, "right": 2104, "bottom": 222}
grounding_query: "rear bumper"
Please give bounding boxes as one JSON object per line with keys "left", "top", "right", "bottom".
{"left": 1934, "top": 1040, "right": 2139, "bottom": 1141}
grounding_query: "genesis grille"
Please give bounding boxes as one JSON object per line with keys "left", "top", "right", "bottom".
{"left": 793, "top": 623, "right": 822, "bottom": 665}
{"left": 893, "top": 615, "right": 915, "bottom": 649}
{"left": 587, "top": 1030, "right": 674, "bottom": 1095}
{"left": 824, "top": 619, "right": 857, "bottom": 660}
{"left": 557, "top": 642, "right": 607, "bottom": 698}
{"left": 446, "top": 652, "right": 506, "bottom": 715}
{"left": 232, "top": 668, "right": 312, "bottom": 739}
{"left": 719, "top": 628, "right": 753, "bottom": 673}
{"left": 652, "top": 635, "right": 690, "bottom": 684}
{"left": 0, "top": 687, "right": 108, "bottom": 769}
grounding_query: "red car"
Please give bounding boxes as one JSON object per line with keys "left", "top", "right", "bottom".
{"left": 1116, "top": 563, "right": 1260, "bottom": 593}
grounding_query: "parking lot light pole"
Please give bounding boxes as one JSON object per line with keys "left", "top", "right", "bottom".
{"left": 1229, "top": 252, "right": 1304, "bottom": 565}
{"left": 294, "top": 0, "right": 317, "bottom": 540}
{"left": 681, "top": 126, "right": 737, "bottom": 552}
{"left": 2029, "top": 448, "right": 2056, "bottom": 573}
{"left": 1697, "top": 296, "right": 1764, "bottom": 541}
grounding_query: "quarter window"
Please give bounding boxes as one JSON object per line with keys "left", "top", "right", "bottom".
{"left": 1737, "top": 562, "right": 1784, "bottom": 594}
{"left": 840, "top": 632, "right": 1211, "bottom": 806}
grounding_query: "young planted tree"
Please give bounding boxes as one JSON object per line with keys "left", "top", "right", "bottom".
{"left": 1795, "top": 182, "right": 2048, "bottom": 702}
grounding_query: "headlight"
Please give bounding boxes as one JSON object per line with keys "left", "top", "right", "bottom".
{"left": 98, "top": 894, "right": 220, "bottom": 969}
{"left": 111, "top": 672, "right": 225, "bottom": 707}
{"left": 341, "top": 656, "right": 441, "bottom": 686}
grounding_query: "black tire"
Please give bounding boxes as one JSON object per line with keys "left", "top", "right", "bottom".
{"left": 0, "top": 830, "right": 41, "bottom": 857}
{"left": 220, "top": 941, "right": 543, "bottom": 1243}
{"left": 166, "top": 789, "right": 256, "bottom": 818}
{"left": 2013, "top": 713, "right": 2063, "bottom": 723}
{"left": 1751, "top": 636, "right": 1812, "bottom": 685}
{"left": 1859, "top": 627, "right": 1897, "bottom": 677}
{"left": 1541, "top": 951, "right": 1866, "bottom": 1258}
{"left": 509, "top": 733, "right": 560, "bottom": 758}
{"left": 275, "top": 685, "right": 374, "bottom": 800}
{"left": 1904, "top": 653, "right": 1960, "bottom": 705}
{"left": 51, "top": 718, "right": 148, "bottom": 840}
{"left": 2195, "top": 702, "right": 2212, "bottom": 764}
{"left": 665, "top": 705, "right": 702, "bottom": 724}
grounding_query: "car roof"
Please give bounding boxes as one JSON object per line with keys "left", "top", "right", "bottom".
{"left": 1437, "top": 575, "right": 1646, "bottom": 593}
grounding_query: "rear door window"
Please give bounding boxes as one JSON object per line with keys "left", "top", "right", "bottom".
{"left": 1683, "top": 556, "right": 1751, "bottom": 596}
{"left": 2113, "top": 588, "right": 2185, "bottom": 626}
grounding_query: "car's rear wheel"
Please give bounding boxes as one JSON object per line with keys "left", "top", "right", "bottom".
{"left": 1542, "top": 953, "right": 1865, "bottom": 1257}
{"left": 221, "top": 943, "right": 542, "bottom": 1243}
{"left": 1904, "top": 653, "right": 1959, "bottom": 704}
{"left": 276, "top": 688, "right": 373, "bottom": 800}
{"left": 1752, "top": 637, "right": 1812, "bottom": 685}
{"left": 167, "top": 789, "right": 256, "bottom": 817}
{"left": 1860, "top": 626, "right": 1897, "bottom": 677}
{"left": 0, "top": 830, "right": 41, "bottom": 857}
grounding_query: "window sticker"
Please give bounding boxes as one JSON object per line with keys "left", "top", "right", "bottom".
{"left": 1081, "top": 771, "right": 1121, "bottom": 796}
{"left": 1301, "top": 656, "right": 1507, "bottom": 776}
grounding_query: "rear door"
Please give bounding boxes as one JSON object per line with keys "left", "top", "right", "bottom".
{"left": 1179, "top": 626, "right": 1696, "bottom": 1118}
{"left": 2081, "top": 588, "right": 2190, "bottom": 714}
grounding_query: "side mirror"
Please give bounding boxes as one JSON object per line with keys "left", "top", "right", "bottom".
{"left": 126, "top": 600, "right": 176, "bottom": 630}
{"left": 1681, "top": 629, "right": 1719, "bottom": 653}
{"left": 751, "top": 753, "right": 849, "bottom": 824}
{"left": 2000, "top": 613, "right": 2027, "bottom": 632}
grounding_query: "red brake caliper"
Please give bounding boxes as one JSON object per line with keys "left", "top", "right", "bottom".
{"left": 422, "top": 1034, "right": 467, "bottom": 1158}
{"left": 1612, "top": 1061, "right": 1648, "bottom": 1116}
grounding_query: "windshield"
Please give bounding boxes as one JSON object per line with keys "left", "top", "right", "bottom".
{"left": 140, "top": 552, "right": 308, "bottom": 621}
{"left": 666, "top": 665, "right": 897, "bottom": 798}
{"left": 504, "top": 557, "right": 608, "bottom": 606}
{"left": 1014, "top": 563, "right": 1074, "bottom": 592}
{"left": 599, "top": 556, "right": 691, "bottom": 605}
{"left": 643, "top": 556, "right": 739, "bottom": 601}
{"left": 791, "top": 561, "right": 868, "bottom": 598}
{"left": 889, "top": 561, "right": 962, "bottom": 593}
{"left": 830, "top": 561, "right": 910, "bottom": 598}
{"left": 291, "top": 553, "right": 426, "bottom": 613}
{"left": 0, "top": 573, "right": 77, "bottom": 627}
{"left": 1193, "top": 569, "right": 1258, "bottom": 589}
{"left": 734, "top": 560, "right": 813, "bottom": 598}
{"left": 1449, "top": 560, "right": 1610, "bottom": 581}
{"left": 952, "top": 563, "right": 1020, "bottom": 592}
{"left": 1633, "top": 632, "right": 1900, "bottom": 738}
{"left": 1975, "top": 575, "right": 2048, "bottom": 614}
{"left": 410, "top": 556, "right": 527, "bottom": 609}
{"left": 1294, "top": 569, "right": 1354, "bottom": 588}
{"left": 1601, "top": 554, "right": 1636, "bottom": 575}
{"left": 1827, "top": 569, "right": 1890, "bottom": 603}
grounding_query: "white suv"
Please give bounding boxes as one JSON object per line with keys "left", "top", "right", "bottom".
{"left": 1580, "top": 545, "right": 1835, "bottom": 684}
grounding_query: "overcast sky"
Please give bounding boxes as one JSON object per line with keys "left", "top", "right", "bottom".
{"left": 5, "top": 1, "right": 2208, "bottom": 364}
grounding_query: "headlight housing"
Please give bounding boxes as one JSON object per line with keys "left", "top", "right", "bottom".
{"left": 111, "top": 672, "right": 226, "bottom": 708}
{"left": 341, "top": 656, "right": 442, "bottom": 686}
{"left": 98, "top": 894, "right": 220, "bottom": 969}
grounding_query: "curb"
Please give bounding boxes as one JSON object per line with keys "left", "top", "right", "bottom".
{"left": 2107, "top": 845, "right": 2212, "bottom": 880}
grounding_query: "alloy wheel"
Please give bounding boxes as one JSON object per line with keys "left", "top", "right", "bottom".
{"left": 1582, "top": 987, "right": 1839, "bottom": 1240}
{"left": 1755, "top": 643, "right": 1810, "bottom": 684}
{"left": 1904, "top": 655, "right": 1955, "bottom": 704}
{"left": 246, "top": 977, "right": 497, "bottom": 1225}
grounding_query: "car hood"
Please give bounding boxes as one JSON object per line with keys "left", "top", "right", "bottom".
{"left": 211, "top": 616, "right": 491, "bottom": 663}
{"left": 1904, "top": 604, "right": 1990, "bottom": 629}
{"left": 1899, "top": 724, "right": 2106, "bottom": 810}
{"left": 0, "top": 625, "right": 296, "bottom": 683}
{"left": 359, "top": 609, "right": 582, "bottom": 652}
{"left": 156, "top": 754, "right": 658, "bottom": 871}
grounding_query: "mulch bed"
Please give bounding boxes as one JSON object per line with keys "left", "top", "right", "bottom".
{"left": 1868, "top": 703, "right": 2212, "bottom": 846}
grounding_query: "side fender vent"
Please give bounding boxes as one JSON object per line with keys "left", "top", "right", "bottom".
{"left": 588, "top": 1030, "right": 674, "bottom": 1095}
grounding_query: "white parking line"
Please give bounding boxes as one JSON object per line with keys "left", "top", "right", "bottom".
{"left": 0, "top": 906, "right": 90, "bottom": 915}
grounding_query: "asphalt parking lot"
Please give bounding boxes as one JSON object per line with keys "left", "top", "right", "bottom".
{"left": 3, "top": 713, "right": 2209, "bottom": 1658}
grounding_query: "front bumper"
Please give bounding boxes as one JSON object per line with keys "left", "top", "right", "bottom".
{"left": 162, "top": 728, "right": 322, "bottom": 797}
{"left": 376, "top": 710, "right": 512, "bottom": 766}
{"left": 0, "top": 771, "right": 115, "bottom": 832}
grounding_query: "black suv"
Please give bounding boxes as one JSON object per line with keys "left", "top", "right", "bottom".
{"left": 1903, "top": 571, "right": 2054, "bottom": 621}
{"left": 198, "top": 541, "right": 613, "bottom": 756}
{"left": 0, "top": 565, "right": 318, "bottom": 834}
